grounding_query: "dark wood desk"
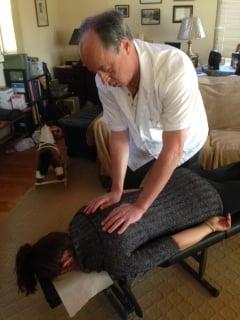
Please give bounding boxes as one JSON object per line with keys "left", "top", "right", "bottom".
{"left": 53, "top": 64, "right": 100, "bottom": 106}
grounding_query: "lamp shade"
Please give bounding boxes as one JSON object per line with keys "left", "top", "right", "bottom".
{"left": 69, "top": 29, "right": 80, "bottom": 45}
{"left": 177, "top": 17, "right": 206, "bottom": 41}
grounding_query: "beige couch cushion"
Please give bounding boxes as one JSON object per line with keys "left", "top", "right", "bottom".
{"left": 200, "top": 129, "right": 240, "bottom": 169}
{"left": 199, "top": 76, "right": 240, "bottom": 130}
{"left": 199, "top": 75, "right": 240, "bottom": 169}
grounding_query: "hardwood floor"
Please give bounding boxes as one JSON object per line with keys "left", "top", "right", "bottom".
{"left": 0, "top": 137, "right": 66, "bottom": 216}
{"left": 0, "top": 146, "right": 36, "bottom": 215}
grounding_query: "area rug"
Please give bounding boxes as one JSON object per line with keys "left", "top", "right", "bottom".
{"left": 0, "top": 157, "right": 240, "bottom": 320}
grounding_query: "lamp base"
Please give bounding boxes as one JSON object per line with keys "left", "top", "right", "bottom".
{"left": 189, "top": 54, "right": 199, "bottom": 68}
{"left": 186, "top": 40, "right": 199, "bottom": 68}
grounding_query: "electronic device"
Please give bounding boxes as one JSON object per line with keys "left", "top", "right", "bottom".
{"left": 208, "top": 50, "right": 222, "bottom": 70}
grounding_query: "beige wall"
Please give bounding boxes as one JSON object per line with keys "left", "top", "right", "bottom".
{"left": 57, "top": 0, "right": 218, "bottom": 65}
{"left": 14, "top": 0, "right": 61, "bottom": 72}
{"left": 0, "top": 0, "right": 217, "bottom": 85}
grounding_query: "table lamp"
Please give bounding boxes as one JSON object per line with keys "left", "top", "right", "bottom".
{"left": 67, "top": 29, "right": 81, "bottom": 66}
{"left": 69, "top": 28, "right": 80, "bottom": 45}
{"left": 177, "top": 16, "right": 206, "bottom": 67}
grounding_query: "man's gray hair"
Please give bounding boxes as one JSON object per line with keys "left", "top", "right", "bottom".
{"left": 79, "top": 10, "right": 133, "bottom": 51}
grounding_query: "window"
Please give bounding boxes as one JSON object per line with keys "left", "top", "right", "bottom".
{"left": 0, "top": 0, "right": 17, "bottom": 54}
{"left": 214, "top": 0, "right": 240, "bottom": 57}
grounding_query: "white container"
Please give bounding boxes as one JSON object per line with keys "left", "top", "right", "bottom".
{"left": 0, "top": 87, "right": 14, "bottom": 109}
{"left": 11, "top": 94, "right": 27, "bottom": 110}
{"left": 29, "top": 61, "right": 44, "bottom": 78}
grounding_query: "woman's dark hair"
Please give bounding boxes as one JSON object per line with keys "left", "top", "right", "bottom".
{"left": 15, "top": 232, "right": 73, "bottom": 295}
{"left": 79, "top": 10, "right": 133, "bottom": 51}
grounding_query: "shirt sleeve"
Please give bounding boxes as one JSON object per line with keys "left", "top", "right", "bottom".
{"left": 160, "top": 52, "right": 199, "bottom": 131}
{"left": 96, "top": 75, "right": 128, "bottom": 132}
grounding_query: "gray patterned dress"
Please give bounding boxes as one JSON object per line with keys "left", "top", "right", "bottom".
{"left": 69, "top": 168, "right": 223, "bottom": 280}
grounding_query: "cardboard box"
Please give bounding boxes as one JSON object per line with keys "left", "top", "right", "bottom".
{"left": 63, "top": 96, "right": 80, "bottom": 113}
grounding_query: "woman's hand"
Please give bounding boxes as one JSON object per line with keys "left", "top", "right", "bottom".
{"left": 207, "top": 213, "right": 231, "bottom": 232}
{"left": 101, "top": 203, "right": 145, "bottom": 234}
{"left": 84, "top": 190, "right": 122, "bottom": 215}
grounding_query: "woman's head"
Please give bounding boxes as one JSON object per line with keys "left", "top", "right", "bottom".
{"left": 16, "top": 232, "right": 73, "bottom": 295}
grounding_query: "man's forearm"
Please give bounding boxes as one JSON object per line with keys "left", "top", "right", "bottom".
{"left": 135, "top": 149, "right": 180, "bottom": 211}
{"left": 135, "top": 129, "right": 187, "bottom": 212}
{"left": 110, "top": 131, "right": 129, "bottom": 193}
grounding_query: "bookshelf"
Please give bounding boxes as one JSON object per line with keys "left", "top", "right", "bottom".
{"left": 3, "top": 68, "right": 49, "bottom": 132}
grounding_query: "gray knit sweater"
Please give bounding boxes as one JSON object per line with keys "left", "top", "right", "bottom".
{"left": 69, "top": 168, "right": 223, "bottom": 279}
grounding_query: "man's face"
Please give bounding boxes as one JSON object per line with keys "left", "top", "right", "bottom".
{"left": 80, "top": 30, "right": 134, "bottom": 87}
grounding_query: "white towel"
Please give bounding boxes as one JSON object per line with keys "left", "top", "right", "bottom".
{"left": 53, "top": 270, "right": 113, "bottom": 317}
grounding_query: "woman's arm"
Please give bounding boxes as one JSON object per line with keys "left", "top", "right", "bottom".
{"left": 172, "top": 214, "right": 231, "bottom": 250}
{"left": 104, "top": 215, "right": 231, "bottom": 279}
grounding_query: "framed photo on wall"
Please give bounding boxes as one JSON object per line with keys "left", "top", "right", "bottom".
{"left": 172, "top": 5, "right": 193, "bottom": 23}
{"left": 141, "top": 9, "right": 160, "bottom": 25}
{"left": 115, "top": 5, "right": 130, "bottom": 18}
{"left": 35, "top": 0, "right": 49, "bottom": 27}
{"left": 140, "top": 0, "right": 162, "bottom": 3}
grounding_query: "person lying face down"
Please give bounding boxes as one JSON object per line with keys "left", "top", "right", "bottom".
{"left": 16, "top": 164, "right": 238, "bottom": 296}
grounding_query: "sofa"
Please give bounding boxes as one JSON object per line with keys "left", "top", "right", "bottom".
{"left": 199, "top": 75, "right": 240, "bottom": 169}
{"left": 87, "top": 75, "right": 240, "bottom": 178}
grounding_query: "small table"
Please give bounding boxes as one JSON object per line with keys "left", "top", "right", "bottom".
{"left": 202, "top": 64, "right": 236, "bottom": 76}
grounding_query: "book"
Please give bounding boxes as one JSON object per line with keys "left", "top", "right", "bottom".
{"left": 12, "top": 82, "right": 26, "bottom": 94}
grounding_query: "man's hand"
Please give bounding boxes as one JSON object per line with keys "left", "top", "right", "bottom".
{"left": 101, "top": 203, "right": 145, "bottom": 234}
{"left": 84, "top": 191, "right": 122, "bottom": 215}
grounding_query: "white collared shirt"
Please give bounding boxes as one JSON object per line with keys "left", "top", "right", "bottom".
{"left": 96, "top": 40, "right": 208, "bottom": 171}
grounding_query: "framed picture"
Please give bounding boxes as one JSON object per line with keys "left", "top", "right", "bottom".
{"left": 35, "top": 0, "right": 49, "bottom": 27}
{"left": 141, "top": 9, "right": 160, "bottom": 25}
{"left": 140, "top": 0, "right": 162, "bottom": 3}
{"left": 115, "top": 5, "right": 130, "bottom": 18}
{"left": 172, "top": 5, "right": 193, "bottom": 23}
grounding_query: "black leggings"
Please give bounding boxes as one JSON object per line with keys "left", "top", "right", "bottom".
{"left": 125, "top": 158, "right": 240, "bottom": 215}
{"left": 193, "top": 162, "right": 240, "bottom": 214}
{"left": 124, "top": 151, "right": 201, "bottom": 189}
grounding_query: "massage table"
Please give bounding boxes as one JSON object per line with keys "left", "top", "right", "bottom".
{"left": 38, "top": 212, "right": 240, "bottom": 319}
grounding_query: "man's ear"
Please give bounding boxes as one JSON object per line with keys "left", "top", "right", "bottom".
{"left": 60, "top": 250, "right": 74, "bottom": 273}
{"left": 121, "top": 38, "right": 131, "bottom": 55}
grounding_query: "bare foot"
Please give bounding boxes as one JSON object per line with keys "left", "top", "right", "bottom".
{"left": 207, "top": 213, "right": 231, "bottom": 232}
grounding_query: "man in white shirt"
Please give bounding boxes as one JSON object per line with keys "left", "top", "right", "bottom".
{"left": 79, "top": 10, "right": 208, "bottom": 234}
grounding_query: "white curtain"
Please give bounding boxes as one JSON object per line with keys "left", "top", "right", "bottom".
{"left": 0, "top": 32, "right": 4, "bottom": 62}
{"left": 0, "top": 0, "right": 17, "bottom": 54}
{"left": 214, "top": 0, "right": 240, "bottom": 57}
